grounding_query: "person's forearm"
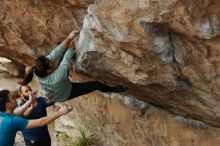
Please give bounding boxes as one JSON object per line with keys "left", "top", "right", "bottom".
{"left": 47, "top": 37, "right": 72, "bottom": 62}
{"left": 23, "top": 106, "right": 34, "bottom": 117}
{"left": 14, "top": 100, "right": 32, "bottom": 115}
{"left": 26, "top": 112, "right": 62, "bottom": 129}
{"left": 38, "top": 112, "right": 61, "bottom": 127}
{"left": 62, "top": 37, "right": 72, "bottom": 49}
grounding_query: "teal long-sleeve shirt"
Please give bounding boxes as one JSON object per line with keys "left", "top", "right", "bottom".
{"left": 36, "top": 43, "right": 75, "bottom": 102}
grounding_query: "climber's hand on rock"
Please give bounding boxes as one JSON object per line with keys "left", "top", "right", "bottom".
{"left": 68, "top": 30, "right": 79, "bottom": 40}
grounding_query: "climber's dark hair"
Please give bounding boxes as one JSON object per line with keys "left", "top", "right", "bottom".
{"left": 35, "top": 56, "right": 50, "bottom": 77}
{"left": 18, "top": 56, "right": 50, "bottom": 85}
{"left": 0, "top": 90, "right": 10, "bottom": 112}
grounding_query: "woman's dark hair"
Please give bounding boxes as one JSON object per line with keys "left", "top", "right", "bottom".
{"left": 35, "top": 56, "right": 50, "bottom": 77}
{"left": 18, "top": 56, "right": 50, "bottom": 85}
{"left": 0, "top": 90, "right": 10, "bottom": 112}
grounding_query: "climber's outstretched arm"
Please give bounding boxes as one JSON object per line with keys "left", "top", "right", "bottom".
{"left": 47, "top": 30, "right": 79, "bottom": 62}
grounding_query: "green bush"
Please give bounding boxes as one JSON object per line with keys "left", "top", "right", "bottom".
{"left": 70, "top": 128, "right": 98, "bottom": 146}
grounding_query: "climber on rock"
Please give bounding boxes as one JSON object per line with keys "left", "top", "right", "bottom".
{"left": 0, "top": 89, "right": 72, "bottom": 146}
{"left": 15, "top": 85, "right": 55, "bottom": 146}
{"left": 18, "top": 30, "right": 126, "bottom": 102}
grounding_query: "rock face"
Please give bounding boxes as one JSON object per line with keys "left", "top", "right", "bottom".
{"left": 55, "top": 93, "right": 220, "bottom": 146}
{"left": 76, "top": 0, "right": 220, "bottom": 127}
{"left": 0, "top": 0, "right": 91, "bottom": 65}
{"left": 0, "top": 0, "right": 220, "bottom": 146}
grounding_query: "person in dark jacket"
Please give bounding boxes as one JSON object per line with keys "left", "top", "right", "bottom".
{"left": 16, "top": 85, "right": 55, "bottom": 146}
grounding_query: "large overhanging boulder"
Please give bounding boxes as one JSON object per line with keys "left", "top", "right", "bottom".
{"left": 0, "top": 0, "right": 219, "bottom": 129}
{"left": 1, "top": 0, "right": 220, "bottom": 145}
{"left": 75, "top": 0, "right": 220, "bottom": 126}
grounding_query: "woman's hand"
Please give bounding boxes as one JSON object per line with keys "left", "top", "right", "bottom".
{"left": 68, "top": 30, "right": 79, "bottom": 40}
{"left": 63, "top": 30, "right": 79, "bottom": 48}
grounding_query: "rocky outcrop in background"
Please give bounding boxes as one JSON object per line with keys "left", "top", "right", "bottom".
{"left": 0, "top": 0, "right": 220, "bottom": 146}
{"left": 0, "top": 0, "right": 92, "bottom": 65}
{"left": 55, "top": 93, "right": 220, "bottom": 146}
